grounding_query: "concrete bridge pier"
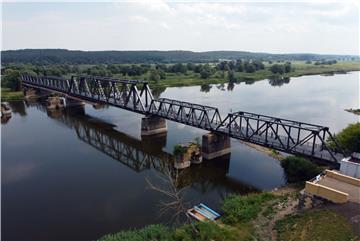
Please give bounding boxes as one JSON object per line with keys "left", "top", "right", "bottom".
{"left": 202, "top": 132, "right": 231, "bottom": 160}
{"left": 46, "top": 96, "right": 65, "bottom": 110}
{"left": 65, "top": 98, "right": 85, "bottom": 108}
{"left": 141, "top": 115, "right": 167, "bottom": 136}
{"left": 24, "top": 88, "right": 39, "bottom": 100}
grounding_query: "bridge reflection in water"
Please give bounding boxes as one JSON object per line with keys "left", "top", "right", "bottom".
{"left": 31, "top": 101, "right": 257, "bottom": 194}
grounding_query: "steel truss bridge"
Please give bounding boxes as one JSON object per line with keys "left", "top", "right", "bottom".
{"left": 21, "top": 74, "right": 346, "bottom": 163}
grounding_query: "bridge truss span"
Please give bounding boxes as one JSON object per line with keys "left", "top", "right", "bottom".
{"left": 215, "top": 111, "right": 345, "bottom": 162}
{"left": 21, "top": 74, "right": 346, "bottom": 163}
{"left": 148, "top": 98, "right": 222, "bottom": 129}
{"left": 22, "top": 75, "right": 154, "bottom": 114}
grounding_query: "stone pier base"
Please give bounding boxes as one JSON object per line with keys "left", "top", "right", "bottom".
{"left": 202, "top": 132, "right": 231, "bottom": 160}
{"left": 24, "top": 88, "right": 38, "bottom": 100}
{"left": 141, "top": 115, "right": 167, "bottom": 136}
{"left": 46, "top": 96, "right": 65, "bottom": 110}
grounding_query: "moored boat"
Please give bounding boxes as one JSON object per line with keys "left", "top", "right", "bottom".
{"left": 187, "top": 203, "right": 221, "bottom": 222}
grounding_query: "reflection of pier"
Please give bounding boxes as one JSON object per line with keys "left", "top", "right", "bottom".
{"left": 34, "top": 103, "right": 172, "bottom": 173}
{"left": 31, "top": 102, "right": 256, "bottom": 193}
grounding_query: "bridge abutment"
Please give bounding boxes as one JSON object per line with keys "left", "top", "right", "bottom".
{"left": 141, "top": 115, "right": 167, "bottom": 136}
{"left": 202, "top": 132, "right": 231, "bottom": 160}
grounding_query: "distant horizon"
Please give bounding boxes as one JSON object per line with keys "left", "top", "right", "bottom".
{"left": 2, "top": 48, "right": 359, "bottom": 57}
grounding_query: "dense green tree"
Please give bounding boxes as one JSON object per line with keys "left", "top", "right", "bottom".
{"left": 149, "top": 69, "right": 161, "bottom": 82}
{"left": 284, "top": 62, "right": 292, "bottom": 73}
{"left": 328, "top": 123, "right": 360, "bottom": 153}
{"left": 235, "top": 59, "right": 243, "bottom": 72}
{"left": 186, "top": 63, "right": 195, "bottom": 71}
{"left": 270, "top": 64, "right": 285, "bottom": 74}
{"left": 169, "top": 63, "right": 187, "bottom": 74}
{"left": 227, "top": 70, "right": 237, "bottom": 83}
{"left": 155, "top": 64, "right": 168, "bottom": 72}
{"left": 281, "top": 156, "right": 322, "bottom": 183}
{"left": 2, "top": 69, "right": 22, "bottom": 91}
{"left": 86, "top": 65, "right": 111, "bottom": 77}
{"left": 244, "top": 61, "right": 256, "bottom": 73}
{"left": 200, "top": 64, "right": 213, "bottom": 79}
{"left": 217, "top": 61, "right": 229, "bottom": 71}
{"left": 252, "top": 60, "right": 265, "bottom": 70}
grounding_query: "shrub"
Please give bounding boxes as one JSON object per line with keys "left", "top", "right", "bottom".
{"left": 98, "top": 224, "right": 172, "bottom": 241}
{"left": 221, "top": 192, "right": 274, "bottom": 224}
{"left": 2, "top": 69, "right": 22, "bottom": 91}
{"left": 328, "top": 123, "right": 360, "bottom": 153}
{"left": 174, "top": 222, "right": 238, "bottom": 241}
{"left": 281, "top": 156, "right": 321, "bottom": 183}
{"left": 173, "top": 144, "right": 187, "bottom": 157}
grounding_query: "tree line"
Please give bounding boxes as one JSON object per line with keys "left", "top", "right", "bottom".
{"left": 1, "top": 60, "right": 296, "bottom": 91}
{"left": 2, "top": 49, "right": 356, "bottom": 65}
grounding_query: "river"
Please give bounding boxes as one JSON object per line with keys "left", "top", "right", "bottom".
{"left": 2, "top": 72, "right": 359, "bottom": 240}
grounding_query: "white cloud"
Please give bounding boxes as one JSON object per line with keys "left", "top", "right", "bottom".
{"left": 2, "top": 1, "right": 359, "bottom": 54}
{"left": 128, "top": 15, "right": 150, "bottom": 24}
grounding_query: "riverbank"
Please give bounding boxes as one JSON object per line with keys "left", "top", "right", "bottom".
{"left": 346, "top": 108, "right": 360, "bottom": 116}
{"left": 148, "top": 61, "right": 360, "bottom": 88}
{"left": 98, "top": 186, "right": 359, "bottom": 241}
{"left": 1, "top": 88, "right": 23, "bottom": 101}
{"left": 240, "top": 141, "right": 285, "bottom": 161}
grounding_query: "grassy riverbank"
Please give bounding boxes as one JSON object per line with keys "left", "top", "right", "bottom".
{"left": 146, "top": 61, "right": 360, "bottom": 88}
{"left": 1, "top": 88, "right": 24, "bottom": 101}
{"left": 2, "top": 61, "right": 359, "bottom": 91}
{"left": 346, "top": 109, "right": 360, "bottom": 116}
{"left": 98, "top": 188, "right": 359, "bottom": 241}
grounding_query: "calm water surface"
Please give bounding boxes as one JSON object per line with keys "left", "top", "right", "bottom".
{"left": 2, "top": 72, "right": 359, "bottom": 240}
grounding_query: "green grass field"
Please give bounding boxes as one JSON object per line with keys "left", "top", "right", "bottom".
{"left": 1, "top": 88, "right": 24, "bottom": 101}
{"left": 114, "top": 61, "right": 360, "bottom": 88}
{"left": 275, "top": 209, "right": 359, "bottom": 241}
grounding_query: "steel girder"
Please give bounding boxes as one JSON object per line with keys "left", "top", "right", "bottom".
{"left": 215, "top": 111, "right": 345, "bottom": 162}
{"left": 21, "top": 74, "right": 153, "bottom": 113}
{"left": 148, "top": 98, "right": 222, "bottom": 129}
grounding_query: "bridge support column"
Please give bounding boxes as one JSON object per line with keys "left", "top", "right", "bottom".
{"left": 24, "top": 88, "right": 38, "bottom": 100}
{"left": 65, "top": 98, "right": 85, "bottom": 108}
{"left": 202, "top": 132, "right": 231, "bottom": 160}
{"left": 46, "top": 96, "right": 65, "bottom": 110}
{"left": 141, "top": 115, "right": 167, "bottom": 136}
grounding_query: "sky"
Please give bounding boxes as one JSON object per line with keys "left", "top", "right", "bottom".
{"left": 1, "top": 1, "right": 359, "bottom": 55}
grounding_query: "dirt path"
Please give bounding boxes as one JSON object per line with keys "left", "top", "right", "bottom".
{"left": 252, "top": 186, "right": 299, "bottom": 241}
